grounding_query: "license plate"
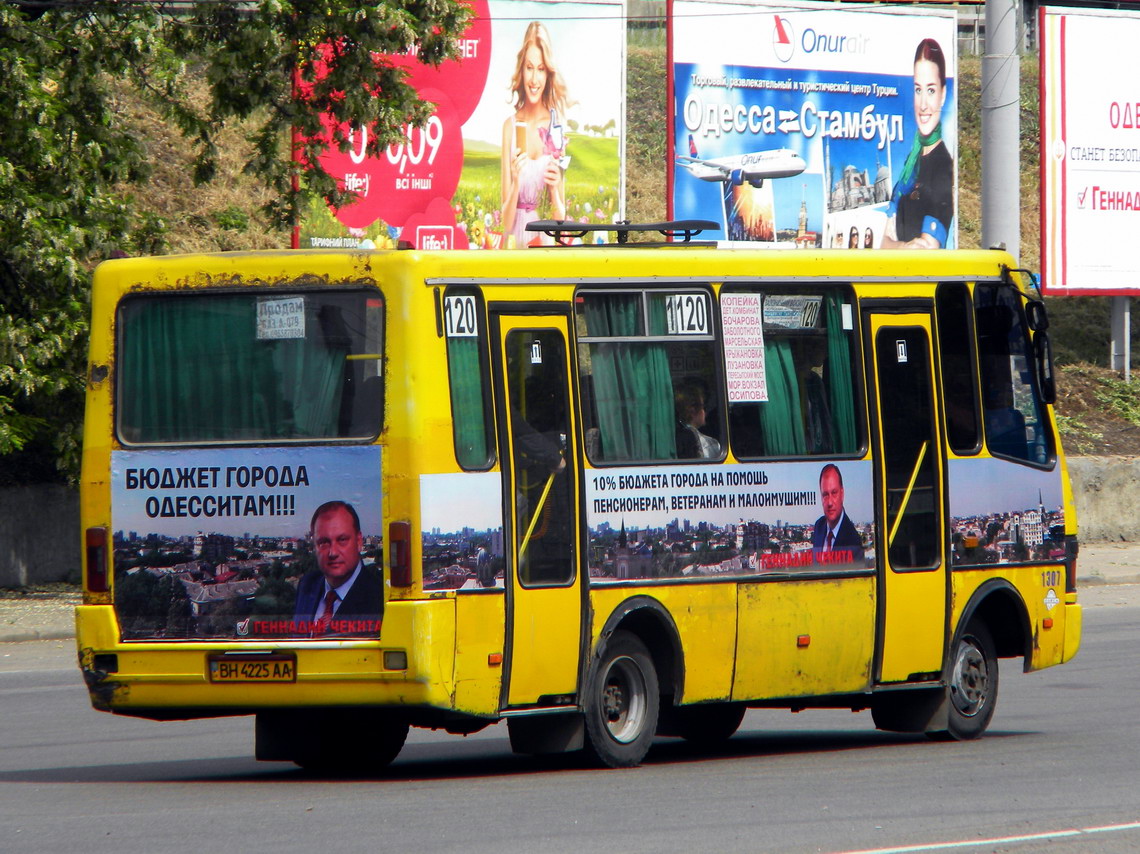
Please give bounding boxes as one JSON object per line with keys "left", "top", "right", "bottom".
{"left": 208, "top": 654, "right": 296, "bottom": 683}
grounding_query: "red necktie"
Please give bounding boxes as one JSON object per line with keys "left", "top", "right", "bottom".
{"left": 826, "top": 531, "right": 834, "bottom": 552}
{"left": 314, "top": 590, "right": 338, "bottom": 636}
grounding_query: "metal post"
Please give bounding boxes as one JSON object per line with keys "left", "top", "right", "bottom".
{"left": 1110, "top": 296, "right": 1131, "bottom": 381}
{"left": 981, "top": 0, "right": 1020, "bottom": 260}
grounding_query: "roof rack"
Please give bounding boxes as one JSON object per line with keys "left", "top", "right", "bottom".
{"left": 525, "top": 219, "right": 721, "bottom": 247}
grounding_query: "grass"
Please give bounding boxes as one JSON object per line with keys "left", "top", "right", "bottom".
{"left": 1094, "top": 375, "right": 1140, "bottom": 426}
{"left": 1054, "top": 414, "right": 1103, "bottom": 456}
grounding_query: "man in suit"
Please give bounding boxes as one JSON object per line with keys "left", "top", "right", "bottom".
{"left": 293, "top": 500, "right": 383, "bottom": 636}
{"left": 811, "top": 464, "right": 865, "bottom": 565}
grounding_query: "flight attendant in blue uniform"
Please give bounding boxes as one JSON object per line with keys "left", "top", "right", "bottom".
{"left": 882, "top": 38, "right": 954, "bottom": 249}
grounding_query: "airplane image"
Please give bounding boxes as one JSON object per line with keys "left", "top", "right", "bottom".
{"left": 677, "top": 134, "right": 806, "bottom": 187}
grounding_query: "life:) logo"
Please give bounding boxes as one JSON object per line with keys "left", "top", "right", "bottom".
{"left": 773, "top": 16, "right": 795, "bottom": 63}
{"left": 416, "top": 226, "right": 452, "bottom": 251}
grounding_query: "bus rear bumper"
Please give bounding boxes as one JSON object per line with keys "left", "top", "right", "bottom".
{"left": 75, "top": 600, "right": 459, "bottom": 718}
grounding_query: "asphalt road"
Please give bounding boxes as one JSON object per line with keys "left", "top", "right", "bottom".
{"left": 1, "top": 599, "right": 1138, "bottom": 854}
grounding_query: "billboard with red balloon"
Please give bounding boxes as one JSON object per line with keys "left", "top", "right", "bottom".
{"left": 300, "top": 0, "right": 625, "bottom": 251}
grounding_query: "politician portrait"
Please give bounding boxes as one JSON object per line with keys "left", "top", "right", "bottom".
{"left": 811, "top": 464, "right": 866, "bottom": 565}
{"left": 293, "top": 500, "right": 383, "bottom": 637}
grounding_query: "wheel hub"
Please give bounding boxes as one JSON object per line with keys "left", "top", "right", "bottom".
{"left": 949, "top": 637, "right": 988, "bottom": 717}
{"left": 600, "top": 655, "right": 646, "bottom": 743}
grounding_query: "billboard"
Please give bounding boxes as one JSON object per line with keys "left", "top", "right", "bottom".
{"left": 1041, "top": 6, "right": 1140, "bottom": 295}
{"left": 669, "top": 0, "right": 957, "bottom": 249}
{"left": 301, "top": 0, "right": 625, "bottom": 251}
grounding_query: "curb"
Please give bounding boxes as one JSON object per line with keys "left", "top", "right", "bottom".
{"left": 1078, "top": 574, "right": 1140, "bottom": 586}
{"left": 0, "top": 629, "right": 75, "bottom": 644}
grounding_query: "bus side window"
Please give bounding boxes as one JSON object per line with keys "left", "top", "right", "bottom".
{"left": 727, "top": 288, "right": 860, "bottom": 459}
{"left": 443, "top": 289, "right": 495, "bottom": 470}
{"left": 576, "top": 290, "right": 723, "bottom": 463}
{"left": 935, "top": 283, "right": 981, "bottom": 453}
{"left": 975, "top": 285, "right": 1051, "bottom": 465}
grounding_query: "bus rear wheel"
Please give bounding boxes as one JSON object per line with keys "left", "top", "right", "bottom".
{"left": 583, "top": 631, "right": 659, "bottom": 768}
{"left": 929, "top": 621, "right": 998, "bottom": 741}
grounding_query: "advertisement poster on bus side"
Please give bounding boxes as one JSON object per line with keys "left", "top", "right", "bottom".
{"left": 670, "top": 1, "right": 956, "bottom": 250}
{"left": 110, "top": 447, "right": 382, "bottom": 641}
{"left": 948, "top": 458, "right": 1066, "bottom": 566}
{"left": 301, "top": 0, "right": 625, "bottom": 252}
{"left": 586, "top": 459, "right": 874, "bottom": 581}
{"left": 420, "top": 472, "right": 506, "bottom": 589}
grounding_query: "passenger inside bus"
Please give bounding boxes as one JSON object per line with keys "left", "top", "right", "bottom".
{"left": 509, "top": 342, "right": 573, "bottom": 585}
{"left": 674, "top": 380, "right": 722, "bottom": 459}
{"left": 795, "top": 335, "right": 833, "bottom": 454}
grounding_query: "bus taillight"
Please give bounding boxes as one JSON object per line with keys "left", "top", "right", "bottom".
{"left": 1065, "top": 536, "right": 1079, "bottom": 593}
{"left": 389, "top": 521, "right": 412, "bottom": 588}
{"left": 85, "top": 526, "right": 109, "bottom": 593}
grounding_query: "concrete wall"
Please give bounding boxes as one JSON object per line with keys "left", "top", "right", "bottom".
{"left": 0, "top": 485, "right": 81, "bottom": 587}
{"left": 1067, "top": 457, "right": 1140, "bottom": 544}
{"left": 0, "top": 457, "right": 1136, "bottom": 586}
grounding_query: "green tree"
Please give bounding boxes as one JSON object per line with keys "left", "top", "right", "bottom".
{"left": 252, "top": 559, "right": 299, "bottom": 617}
{"left": 114, "top": 568, "right": 165, "bottom": 636}
{"left": 0, "top": 1, "right": 471, "bottom": 483}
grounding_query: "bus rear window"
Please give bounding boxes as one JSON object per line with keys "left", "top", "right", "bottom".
{"left": 117, "top": 289, "right": 384, "bottom": 444}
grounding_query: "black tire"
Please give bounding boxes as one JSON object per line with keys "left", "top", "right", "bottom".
{"left": 928, "top": 621, "right": 999, "bottom": 741}
{"left": 583, "top": 630, "right": 660, "bottom": 768}
{"left": 294, "top": 711, "right": 409, "bottom": 774}
{"left": 658, "top": 702, "right": 746, "bottom": 745}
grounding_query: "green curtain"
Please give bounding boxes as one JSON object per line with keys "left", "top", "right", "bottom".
{"left": 584, "top": 294, "right": 676, "bottom": 460}
{"left": 120, "top": 297, "right": 346, "bottom": 442}
{"left": 824, "top": 292, "right": 857, "bottom": 453}
{"left": 272, "top": 337, "right": 345, "bottom": 437}
{"left": 448, "top": 336, "right": 490, "bottom": 467}
{"left": 759, "top": 338, "right": 805, "bottom": 456}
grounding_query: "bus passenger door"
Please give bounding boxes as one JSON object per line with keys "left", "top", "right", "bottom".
{"left": 491, "top": 313, "right": 583, "bottom": 708}
{"left": 864, "top": 311, "right": 947, "bottom": 684}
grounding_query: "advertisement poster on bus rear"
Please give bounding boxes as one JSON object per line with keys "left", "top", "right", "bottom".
{"left": 300, "top": 0, "right": 625, "bottom": 251}
{"left": 110, "top": 447, "right": 382, "bottom": 642}
{"left": 669, "top": 0, "right": 956, "bottom": 249}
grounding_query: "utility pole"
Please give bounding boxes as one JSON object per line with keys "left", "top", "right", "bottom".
{"left": 981, "top": 0, "right": 1020, "bottom": 261}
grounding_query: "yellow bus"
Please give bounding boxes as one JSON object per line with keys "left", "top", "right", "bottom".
{"left": 77, "top": 225, "right": 1082, "bottom": 769}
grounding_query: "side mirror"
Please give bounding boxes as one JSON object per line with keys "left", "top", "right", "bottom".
{"left": 1026, "top": 301, "right": 1049, "bottom": 332}
{"left": 1035, "top": 331, "right": 1057, "bottom": 405}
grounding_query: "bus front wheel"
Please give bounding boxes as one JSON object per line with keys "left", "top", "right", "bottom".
{"left": 583, "top": 630, "right": 659, "bottom": 768}
{"left": 929, "top": 621, "right": 999, "bottom": 741}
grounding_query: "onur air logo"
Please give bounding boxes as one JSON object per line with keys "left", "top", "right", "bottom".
{"left": 772, "top": 14, "right": 872, "bottom": 63}
{"left": 773, "top": 15, "right": 795, "bottom": 63}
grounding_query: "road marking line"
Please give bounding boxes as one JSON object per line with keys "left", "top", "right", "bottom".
{"left": 830, "top": 821, "right": 1140, "bottom": 854}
